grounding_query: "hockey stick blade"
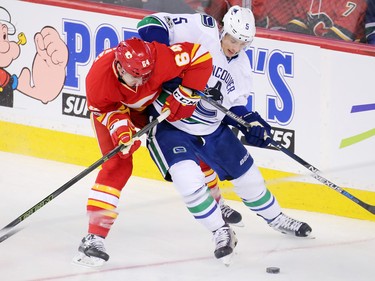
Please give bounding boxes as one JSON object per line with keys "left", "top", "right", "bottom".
{"left": 0, "top": 110, "right": 170, "bottom": 243}
{"left": 0, "top": 227, "right": 24, "bottom": 243}
{"left": 197, "top": 91, "right": 375, "bottom": 215}
{"left": 269, "top": 139, "right": 375, "bottom": 215}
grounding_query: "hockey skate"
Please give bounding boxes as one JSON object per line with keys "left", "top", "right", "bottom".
{"left": 213, "top": 225, "right": 238, "bottom": 266}
{"left": 72, "top": 234, "right": 109, "bottom": 267}
{"left": 220, "top": 204, "right": 244, "bottom": 227}
{"left": 268, "top": 213, "right": 312, "bottom": 237}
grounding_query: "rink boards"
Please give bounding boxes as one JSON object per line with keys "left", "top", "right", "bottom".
{"left": 1, "top": 120, "right": 374, "bottom": 222}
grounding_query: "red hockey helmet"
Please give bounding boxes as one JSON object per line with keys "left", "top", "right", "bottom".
{"left": 115, "top": 37, "right": 155, "bottom": 83}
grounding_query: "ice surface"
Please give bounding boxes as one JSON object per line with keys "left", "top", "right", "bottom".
{"left": 0, "top": 152, "right": 374, "bottom": 281}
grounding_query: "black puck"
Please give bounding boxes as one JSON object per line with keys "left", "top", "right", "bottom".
{"left": 266, "top": 267, "right": 280, "bottom": 274}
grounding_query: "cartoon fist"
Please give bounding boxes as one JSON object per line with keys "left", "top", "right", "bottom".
{"left": 18, "top": 26, "right": 68, "bottom": 103}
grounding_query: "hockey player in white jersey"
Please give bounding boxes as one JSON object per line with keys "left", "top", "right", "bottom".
{"left": 140, "top": 9, "right": 245, "bottom": 227}
{"left": 137, "top": 6, "right": 312, "bottom": 265}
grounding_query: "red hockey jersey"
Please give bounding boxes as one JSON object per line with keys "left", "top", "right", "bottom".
{"left": 288, "top": 0, "right": 367, "bottom": 41}
{"left": 85, "top": 40, "right": 212, "bottom": 127}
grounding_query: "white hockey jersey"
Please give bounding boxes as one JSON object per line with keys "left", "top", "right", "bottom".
{"left": 148, "top": 12, "right": 254, "bottom": 135}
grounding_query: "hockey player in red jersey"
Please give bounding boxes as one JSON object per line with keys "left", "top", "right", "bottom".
{"left": 72, "top": 37, "right": 212, "bottom": 267}
{"left": 252, "top": 0, "right": 366, "bottom": 42}
{"left": 286, "top": 0, "right": 367, "bottom": 42}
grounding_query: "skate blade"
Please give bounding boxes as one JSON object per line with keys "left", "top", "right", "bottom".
{"left": 305, "top": 233, "right": 316, "bottom": 239}
{"left": 297, "top": 230, "right": 316, "bottom": 239}
{"left": 274, "top": 229, "right": 315, "bottom": 239}
{"left": 219, "top": 252, "right": 235, "bottom": 267}
{"left": 72, "top": 252, "right": 106, "bottom": 268}
{"left": 230, "top": 221, "right": 245, "bottom": 227}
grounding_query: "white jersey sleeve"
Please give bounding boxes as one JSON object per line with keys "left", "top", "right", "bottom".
{"left": 150, "top": 12, "right": 221, "bottom": 50}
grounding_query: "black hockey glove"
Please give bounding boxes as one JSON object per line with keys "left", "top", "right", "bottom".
{"left": 241, "top": 111, "right": 272, "bottom": 148}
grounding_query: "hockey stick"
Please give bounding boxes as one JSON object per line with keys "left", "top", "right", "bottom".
{"left": 0, "top": 109, "right": 170, "bottom": 243}
{"left": 196, "top": 91, "right": 375, "bottom": 215}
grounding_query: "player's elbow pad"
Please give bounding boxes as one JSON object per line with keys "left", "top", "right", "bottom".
{"left": 138, "top": 25, "right": 170, "bottom": 45}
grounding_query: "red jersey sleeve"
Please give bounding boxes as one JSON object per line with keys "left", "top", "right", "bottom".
{"left": 85, "top": 48, "right": 135, "bottom": 129}
{"left": 177, "top": 42, "right": 213, "bottom": 90}
{"left": 85, "top": 47, "right": 123, "bottom": 113}
{"left": 327, "top": 1, "right": 366, "bottom": 41}
{"left": 150, "top": 41, "right": 213, "bottom": 91}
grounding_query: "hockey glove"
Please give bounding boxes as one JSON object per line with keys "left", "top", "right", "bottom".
{"left": 241, "top": 111, "right": 272, "bottom": 148}
{"left": 162, "top": 85, "right": 200, "bottom": 122}
{"left": 109, "top": 118, "right": 141, "bottom": 159}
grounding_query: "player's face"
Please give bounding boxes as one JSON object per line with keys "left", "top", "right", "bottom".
{"left": 116, "top": 62, "right": 144, "bottom": 87}
{"left": 221, "top": 34, "right": 249, "bottom": 58}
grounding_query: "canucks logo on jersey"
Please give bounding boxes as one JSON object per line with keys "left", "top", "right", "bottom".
{"left": 195, "top": 82, "right": 223, "bottom": 119}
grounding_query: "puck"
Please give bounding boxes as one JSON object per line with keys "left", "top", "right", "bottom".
{"left": 266, "top": 267, "right": 280, "bottom": 274}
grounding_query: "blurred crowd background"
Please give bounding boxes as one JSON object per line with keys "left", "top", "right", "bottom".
{"left": 87, "top": 0, "right": 375, "bottom": 45}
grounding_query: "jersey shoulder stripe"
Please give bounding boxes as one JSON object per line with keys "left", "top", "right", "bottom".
{"left": 190, "top": 44, "right": 212, "bottom": 66}
{"left": 137, "top": 16, "right": 165, "bottom": 30}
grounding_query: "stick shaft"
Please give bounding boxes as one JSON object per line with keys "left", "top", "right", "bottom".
{"left": 198, "top": 92, "right": 375, "bottom": 215}
{"left": 0, "top": 110, "right": 170, "bottom": 242}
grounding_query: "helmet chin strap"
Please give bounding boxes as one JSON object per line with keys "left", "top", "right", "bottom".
{"left": 219, "top": 28, "right": 225, "bottom": 41}
{"left": 112, "top": 60, "right": 123, "bottom": 82}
